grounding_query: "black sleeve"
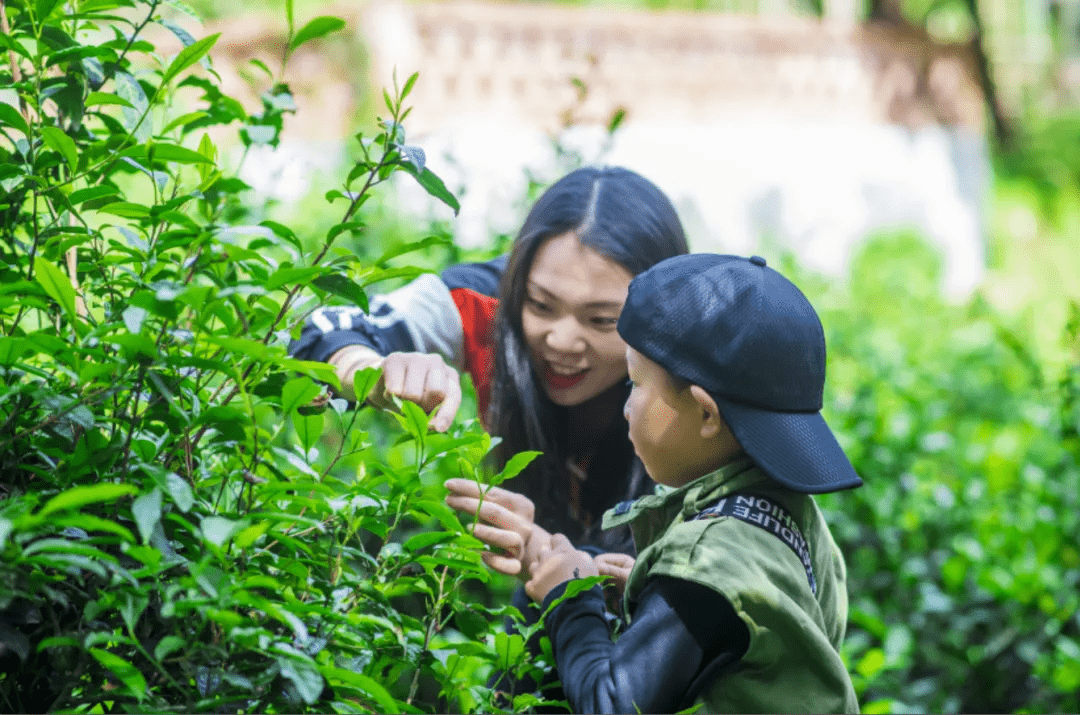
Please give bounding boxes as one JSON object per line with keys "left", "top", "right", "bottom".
{"left": 541, "top": 576, "right": 749, "bottom": 714}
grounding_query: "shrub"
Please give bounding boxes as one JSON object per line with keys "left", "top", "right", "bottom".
{"left": 0, "top": 2, "right": 550, "bottom": 712}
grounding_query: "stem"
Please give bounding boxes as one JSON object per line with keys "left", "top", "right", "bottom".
{"left": 114, "top": 0, "right": 160, "bottom": 70}
{"left": 407, "top": 565, "right": 451, "bottom": 706}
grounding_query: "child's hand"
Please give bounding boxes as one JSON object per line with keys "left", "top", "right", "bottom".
{"left": 594, "top": 552, "right": 635, "bottom": 599}
{"left": 525, "top": 534, "right": 599, "bottom": 602}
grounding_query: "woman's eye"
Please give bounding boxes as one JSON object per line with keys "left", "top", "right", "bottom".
{"left": 526, "top": 297, "right": 551, "bottom": 312}
{"left": 590, "top": 316, "right": 618, "bottom": 327}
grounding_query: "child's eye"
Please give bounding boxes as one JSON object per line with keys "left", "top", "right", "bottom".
{"left": 590, "top": 316, "right": 618, "bottom": 327}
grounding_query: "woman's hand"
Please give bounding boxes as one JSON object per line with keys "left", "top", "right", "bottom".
{"left": 594, "top": 552, "right": 635, "bottom": 599}
{"left": 525, "top": 534, "right": 599, "bottom": 603}
{"left": 445, "top": 480, "right": 548, "bottom": 578}
{"left": 331, "top": 347, "right": 462, "bottom": 432}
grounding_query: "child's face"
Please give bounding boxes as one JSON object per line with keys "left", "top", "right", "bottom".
{"left": 625, "top": 347, "right": 744, "bottom": 487}
{"left": 522, "top": 232, "right": 633, "bottom": 407}
{"left": 624, "top": 348, "right": 707, "bottom": 487}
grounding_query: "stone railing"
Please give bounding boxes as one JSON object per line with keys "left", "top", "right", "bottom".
{"left": 362, "top": 1, "right": 984, "bottom": 135}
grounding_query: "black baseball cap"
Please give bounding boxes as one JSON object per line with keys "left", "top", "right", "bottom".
{"left": 617, "top": 253, "right": 862, "bottom": 494}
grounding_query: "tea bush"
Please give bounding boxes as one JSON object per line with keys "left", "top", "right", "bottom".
{"left": 806, "top": 233, "right": 1080, "bottom": 714}
{"left": 4, "top": 2, "right": 1080, "bottom": 714}
{"left": 0, "top": 1, "right": 560, "bottom": 712}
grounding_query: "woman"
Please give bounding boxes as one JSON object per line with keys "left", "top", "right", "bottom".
{"left": 290, "top": 165, "right": 688, "bottom": 566}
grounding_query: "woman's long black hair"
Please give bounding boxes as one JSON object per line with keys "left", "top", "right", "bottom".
{"left": 488, "top": 166, "right": 689, "bottom": 551}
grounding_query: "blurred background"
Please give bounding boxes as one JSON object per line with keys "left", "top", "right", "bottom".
{"left": 166, "top": 0, "right": 1079, "bottom": 712}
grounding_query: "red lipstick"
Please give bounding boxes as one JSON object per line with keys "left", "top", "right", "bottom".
{"left": 543, "top": 362, "right": 589, "bottom": 390}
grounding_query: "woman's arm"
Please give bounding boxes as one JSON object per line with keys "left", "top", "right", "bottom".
{"left": 289, "top": 266, "right": 496, "bottom": 431}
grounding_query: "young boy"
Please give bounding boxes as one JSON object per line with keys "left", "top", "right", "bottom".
{"left": 525, "top": 253, "right": 863, "bottom": 714}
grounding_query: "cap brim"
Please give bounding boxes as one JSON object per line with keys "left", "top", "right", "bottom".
{"left": 715, "top": 398, "right": 863, "bottom": 494}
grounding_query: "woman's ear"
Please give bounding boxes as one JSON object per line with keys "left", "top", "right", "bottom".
{"left": 688, "top": 385, "right": 725, "bottom": 440}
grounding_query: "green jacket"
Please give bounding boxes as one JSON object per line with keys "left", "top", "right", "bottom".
{"left": 603, "top": 457, "right": 859, "bottom": 714}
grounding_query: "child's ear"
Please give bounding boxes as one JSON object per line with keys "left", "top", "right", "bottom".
{"left": 689, "top": 385, "right": 726, "bottom": 440}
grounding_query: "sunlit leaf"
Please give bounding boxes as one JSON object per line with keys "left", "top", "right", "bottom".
{"left": 287, "top": 16, "right": 346, "bottom": 53}
{"left": 38, "top": 484, "right": 138, "bottom": 518}
{"left": 495, "top": 451, "right": 541, "bottom": 484}
{"left": 85, "top": 92, "right": 134, "bottom": 108}
{"left": 33, "top": 257, "right": 76, "bottom": 320}
{"left": 161, "top": 33, "right": 219, "bottom": 87}
{"left": 41, "top": 126, "right": 78, "bottom": 173}
{"left": 132, "top": 488, "right": 162, "bottom": 545}
{"left": 398, "top": 164, "right": 460, "bottom": 215}
{"left": 0, "top": 102, "right": 31, "bottom": 136}
{"left": 282, "top": 376, "right": 322, "bottom": 415}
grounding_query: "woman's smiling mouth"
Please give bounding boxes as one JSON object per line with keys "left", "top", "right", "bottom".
{"left": 543, "top": 361, "right": 590, "bottom": 390}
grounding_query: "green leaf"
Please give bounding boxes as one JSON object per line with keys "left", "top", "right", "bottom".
{"left": 41, "top": 126, "right": 78, "bottom": 173}
{"left": 326, "top": 220, "right": 365, "bottom": 244}
{"left": 33, "top": 257, "right": 77, "bottom": 320}
{"left": 39, "top": 483, "right": 138, "bottom": 518}
{"left": 266, "top": 265, "right": 327, "bottom": 291}
{"left": 164, "top": 472, "right": 194, "bottom": 513}
{"left": 607, "top": 106, "right": 627, "bottom": 134}
{"left": 320, "top": 667, "right": 399, "bottom": 713}
{"left": 36, "top": 0, "right": 67, "bottom": 21}
{"left": 400, "top": 71, "right": 419, "bottom": 102}
{"left": 122, "top": 305, "right": 147, "bottom": 334}
{"left": 161, "top": 33, "right": 220, "bottom": 86}
{"left": 234, "top": 521, "right": 269, "bottom": 549}
{"left": 98, "top": 201, "right": 150, "bottom": 218}
{"left": 495, "top": 451, "right": 541, "bottom": 484}
{"left": 278, "top": 656, "right": 325, "bottom": 705}
{"left": 52, "top": 514, "right": 135, "bottom": 542}
{"left": 374, "top": 235, "right": 451, "bottom": 267}
{"left": 351, "top": 366, "right": 381, "bottom": 403}
{"left": 398, "top": 398, "right": 430, "bottom": 437}
{"left": 201, "top": 516, "right": 241, "bottom": 548}
{"left": 310, "top": 274, "right": 368, "bottom": 312}
{"left": 132, "top": 488, "right": 162, "bottom": 545}
{"left": 403, "top": 531, "right": 455, "bottom": 553}
{"left": 115, "top": 71, "right": 150, "bottom": 142}
{"left": 286, "top": 0, "right": 295, "bottom": 40}
{"left": 119, "top": 592, "right": 149, "bottom": 634}
{"left": 0, "top": 102, "right": 31, "bottom": 136}
{"left": 400, "top": 164, "right": 460, "bottom": 215}
{"left": 145, "top": 142, "right": 214, "bottom": 164}
{"left": 259, "top": 220, "right": 300, "bottom": 249}
{"left": 288, "top": 16, "right": 346, "bottom": 53}
{"left": 154, "top": 635, "right": 185, "bottom": 661}
{"left": 162, "top": 110, "right": 209, "bottom": 134}
{"left": 85, "top": 91, "right": 134, "bottom": 108}
{"left": 282, "top": 376, "right": 322, "bottom": 415}
{"left": 89, "top": 649, "right": 147, "bottom": 701}
{"left": 493, "top": 631, "right": 525, "bottom": 669}
{"left": 69, "top": 185, "right": 119, "bottom": 204}
{"left": 294, "top": 412, "right": 325, "bottom": 452}
{"left": 0, "top": 337, "right": 36, "bottom": 365}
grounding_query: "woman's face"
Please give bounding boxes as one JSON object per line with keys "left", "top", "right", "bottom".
{"left": 521, "top": 232, "right": 634, "bottom": 407}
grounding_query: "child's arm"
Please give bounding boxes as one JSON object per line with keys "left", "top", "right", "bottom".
{"left": 537, "top": 575, "right": 749, "bottom": 714}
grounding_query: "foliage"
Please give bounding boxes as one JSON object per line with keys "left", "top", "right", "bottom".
{"left": 802, "top": 232, "right": 1080, "bottom": 714}
{"left": 0, "top": 1, "right": 553, "bottom": 712}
